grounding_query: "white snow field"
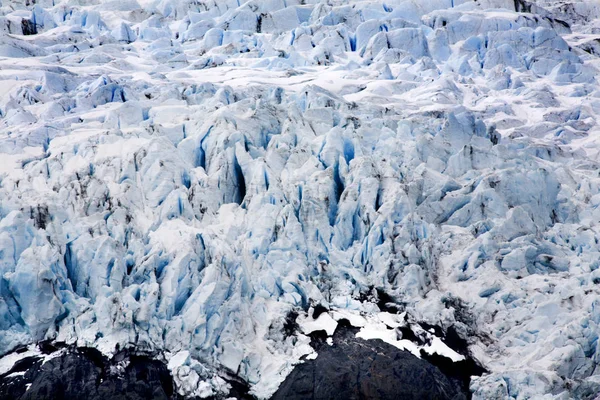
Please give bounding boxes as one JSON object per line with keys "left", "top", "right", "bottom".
{"left": 1, "top": 0, "right": 600, "bottom": 398}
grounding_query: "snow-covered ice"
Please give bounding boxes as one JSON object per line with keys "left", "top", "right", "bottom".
{"left": 1, "top": 0, "right": 600, "bottom": 398}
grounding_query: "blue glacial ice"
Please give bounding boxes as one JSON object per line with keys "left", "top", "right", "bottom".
{"left": 1, "top": 0, "right": 600, "bottom": 398}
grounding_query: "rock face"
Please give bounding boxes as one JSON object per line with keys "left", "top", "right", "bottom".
{"left": 272, "top": 326, "right": 469, "bottom": 400}
{"left": 0, "top": 324, "right": 482, "bottom": 400}
{"left": 0, "top": 347, "right": 174, "bottom": 400}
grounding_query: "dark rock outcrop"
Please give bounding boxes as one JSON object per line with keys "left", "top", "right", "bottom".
{"left": 271, "top": 325, "right": 471, "bottom": 400}
{"left": 0, "top": 347, "right": 173, "bottom": 400}
{"left": 1, "top": 323, "right": 483, "bottom": 400}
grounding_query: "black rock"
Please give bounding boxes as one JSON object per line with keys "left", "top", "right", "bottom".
{"left": 0, "top": 348, "right": 174, "bottom": 400}
{"left": 271, "top": 326, "right": 470, "bottom": 400}
{"left": 0, "top": 324, "right": 484, "bottom": 400}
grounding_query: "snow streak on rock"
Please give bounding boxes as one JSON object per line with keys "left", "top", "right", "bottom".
{"left": 1, "top": 0, "right": 600, "bottom": 398}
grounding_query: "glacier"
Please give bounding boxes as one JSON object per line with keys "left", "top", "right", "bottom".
{"left": 1, "top": 0, "right": 600, "bottom": 398}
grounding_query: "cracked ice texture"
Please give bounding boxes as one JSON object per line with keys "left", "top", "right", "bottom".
{"left": 1, "top": 0, "right": 600, "bottom": 398}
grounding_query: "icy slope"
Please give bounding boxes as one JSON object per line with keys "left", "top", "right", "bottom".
{"left": 1, "top": 0, "right": 600, "bottom": 398}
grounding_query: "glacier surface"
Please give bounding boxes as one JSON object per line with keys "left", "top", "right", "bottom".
{"left": 1, "top": 0, "right": 600, "bottom": 398}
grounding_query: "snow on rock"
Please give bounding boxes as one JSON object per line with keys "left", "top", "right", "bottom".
{"left": 298, "top": 310, "right": 338, "bottom": 336}
{"left": 1, "top": 0, "right": 600, "bottom": 398}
